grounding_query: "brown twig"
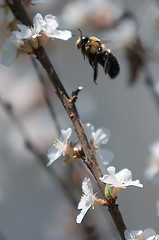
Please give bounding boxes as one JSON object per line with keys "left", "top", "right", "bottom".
{"left": 5, "top": 1, "right": 127, "bottom": 239}
{"left": 0, "top": 96, "right": 100, "bottom": 240}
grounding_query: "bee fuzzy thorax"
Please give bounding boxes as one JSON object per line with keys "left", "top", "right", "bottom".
{"left": 76, "top": 31, "right": 120, "bottom": 83}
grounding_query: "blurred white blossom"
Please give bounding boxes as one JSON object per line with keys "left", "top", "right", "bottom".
{"left": 60, "top": 0, "right": 123, "bottom": 29}
{"left": 101, "top": 16, "right": 138, "bottom": 49}
{"left": 125, "top": 228, "right": 159, "bottom": 240}
{"left": 0, "top": 0, "right": 14, "bottom": 22}
{"left": 1, "top": 38, "right": 18, "bottom": 67}
{"left": 144, "top": 140, "right": 159, "bottom": 181}
{"left": 139, "top": 0, "right": 159, "bottom": 50}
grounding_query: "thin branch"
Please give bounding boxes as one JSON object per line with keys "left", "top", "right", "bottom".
{"left": 0, "top": 96, "right": 100, "bottom": 240}
{"left": 31, "top": 56, "right": 61, "bottom": 136}
{"left": 5, "top": 1, "right": 127, "bottom": 239}
{"left": 143, "top": 64, "right": 159, "bottom": 114}
{"left": 136, "top": 36, "right": 159, "bottom": 114}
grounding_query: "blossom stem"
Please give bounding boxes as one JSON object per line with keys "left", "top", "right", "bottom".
{"left": 94, "top": 198, "right": 108, "bottom": 206}
{"left": 112, "top": 187, "right": 121, "bottom": 199}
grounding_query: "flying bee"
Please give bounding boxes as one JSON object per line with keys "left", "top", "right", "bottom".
{"left": 76, "top": 29, "right": 120, "bottom": 84}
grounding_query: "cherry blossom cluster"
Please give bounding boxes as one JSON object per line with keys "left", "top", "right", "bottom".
{"left": 76, "top": 166, "right": 143, "bottom": 223}
{"left": 47, "top": 123, "right": 113, "bottom": 166}
{"left": 1, "top": 13, "right": 72, "bottom": 66}
{"left": 47, "top": 123, "right": 143, "bottom": 223}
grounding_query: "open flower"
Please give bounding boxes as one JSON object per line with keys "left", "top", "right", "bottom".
{"left": 85, "top": 123, "right": 114, "bottom": 165}
{"left": 41, "top": 14, "right": 72, "bottom": 40}
{"left": 99, "top": 166, "right": 143, "bottom": 198}
{"left": 31, "top": 13, "right": 72, "bottom": 40}
{"left": 47, "top": 127, "right": 77, "bottom": 166}
{"left": 1, "top": 13, "right": 72, "bottom": 66}
{"left": 125, "top": 228, "right": 159, "bottom": 240}
{"left": 76, "top": 178, "right": 106, "bottom": 224}
{"left": 76, "top": 178, "right": 95, "bottom": 224}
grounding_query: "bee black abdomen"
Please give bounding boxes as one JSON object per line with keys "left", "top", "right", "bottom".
{"left": 107, "top": 52, "right": 120, "bottom": 79}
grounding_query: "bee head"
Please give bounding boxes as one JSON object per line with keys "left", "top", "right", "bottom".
{"left": 76, "top": 28, "right": 89, "bottom": 49}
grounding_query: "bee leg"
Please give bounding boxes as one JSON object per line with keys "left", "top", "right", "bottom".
{"left": 93, "top": 65, "right": 98, "bottom": 84}
{"left": 89, "top": 58, "right": 98, "bottom": 84}
{"left": 93, "top": 55, "right": 98, "bottom": 84}
{"left": 81, "top": 46, "right": 86, "bottom": 59}
{"left": 82, "top": 51, "right": 86, "bottom": 60}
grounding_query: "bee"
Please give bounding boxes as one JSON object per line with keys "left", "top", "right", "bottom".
{"left": 76, "top": 29, "right": 120, "bottom": 84}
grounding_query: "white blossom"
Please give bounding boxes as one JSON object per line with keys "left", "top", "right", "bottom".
{"left": 32, "top": 13, "right": 72, "bottom": 40}
{"left": 85, "top": 123, "right": 113, "bottom": 165}
{"left": 99, "top": 166, "right": 143, "bottom": 188}
{"left": 76, "top": 178, "right": 95, "bottom": 224}
{"left": 1, "top": 13, "right": 72, "bottom": 66}
{"left": 125, "top": 228, "right": 159, "bottom": 240}
{"left": 1, "top": 38, "right": 18, "bottom": 67}
{"left": 144, "top": 140, "right": 159, "bottom": 181}
{"left": 47, "top": 127, "right": 77, "bottom": 166}
{"left": 1, "top": 27, "right": 30, "bottom": 67}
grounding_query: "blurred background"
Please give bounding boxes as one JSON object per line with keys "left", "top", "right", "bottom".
{"left": 0, "top": 0, "right": 159, "bottom": 239}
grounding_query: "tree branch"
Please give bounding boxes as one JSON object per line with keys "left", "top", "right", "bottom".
{"left": 5, "top": 1, "right": 127, "bottom": 239}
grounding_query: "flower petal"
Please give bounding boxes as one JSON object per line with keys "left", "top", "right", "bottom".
{"left": 116, "top": 169, "right": 132, "bottom": 183}
{"left": 107, "top": 166, "right": 116, "bottom": 175}
{"left": 47, "top": 145, "right": 63, "bottom": 166}
{"left": 92, "top": 127, "right": 111, "bottom": 146}
{"left": 142, "top": 228, "right": 156, "bottom": 240}
{"left": 61, "top": 127, "right": 73, "bottom": 143}
{"left": 1, "top": 39, "right": 17, "bottom": 67}
{"left": 96, "top": 149, "right": 114, "bottom": 165}
{"left": 76, "top": 205, "right": 91, "bottom": 224}
{"left": 16, "top": 24, "right": 32, "bottom": 39}
{"left": 44, "top": 14, "right": 59, "bottom": 29}
{"left": 82, "top": 178, "right": 93, "bottom": 195}
{"left": 47, "top": 29, "right": 72, "bottom": 40}
{"left": 32, "top": 13, "right": 45, "bottom": 38}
